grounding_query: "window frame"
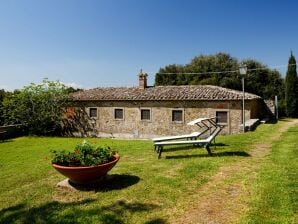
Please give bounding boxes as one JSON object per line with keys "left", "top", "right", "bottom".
{"left": 140, "top": 108, "right": 151, "bottom": 121}
{"left": 171, "top": 108, "right": 184, "bottom": 123}
{"left": 114, "top": 107, "right": 124, "bottom": 120}
{"left": 216, "top": 110, "right": 228, "bottom": 124}
{"left": 89, "top": 107, "right": 98, "bottom": 119}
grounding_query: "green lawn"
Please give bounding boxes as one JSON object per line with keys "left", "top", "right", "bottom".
{"left": 0, "top": 120, "right": 296, "bottom": 224}
{"left": 242, "top": 123, "right": 298, "bottom": 223}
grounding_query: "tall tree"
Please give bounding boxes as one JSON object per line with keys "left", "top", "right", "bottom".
{"left": 285, "top": 52, "right": 298, "bottom": 117}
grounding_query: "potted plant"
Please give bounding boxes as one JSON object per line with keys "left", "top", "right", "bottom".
{"left": 51, "top": 140, "right": 120, "bottom": 184}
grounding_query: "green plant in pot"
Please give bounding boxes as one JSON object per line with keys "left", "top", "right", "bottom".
{"left": 51, "top": 140, "right": 120, "bottom": 184}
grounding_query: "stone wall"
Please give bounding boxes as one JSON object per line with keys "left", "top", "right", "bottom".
{"left": 70, "top": 99, "right": 260, "bottom": 139}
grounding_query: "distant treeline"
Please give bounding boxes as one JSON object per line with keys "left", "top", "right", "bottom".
{"left": 155, "top": 53, "right": 284, "bottom": 101}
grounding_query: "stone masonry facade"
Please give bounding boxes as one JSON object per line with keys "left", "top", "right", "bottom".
{"left": 66, "top": 72, "right": 271, "bottom": 139}
{"left": 69, "top": 99, "right": 261, "bottom": 139}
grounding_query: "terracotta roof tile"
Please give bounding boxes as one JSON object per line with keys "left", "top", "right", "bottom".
{"left": 72, "top": 85, "right": 261, "bottom": 101}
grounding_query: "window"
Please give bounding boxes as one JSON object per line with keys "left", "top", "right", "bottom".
{"left": 89, "top": 108, "right": 97, "bottom": 118}
{"left": 216, "top": 111, "right": 228, "bottom": 123}
{"left": 114, "top": 108, "right": 124, "bottom": 120}
{"left": 172, "top": 109, "right": 183, "bottom": 122}
{"left": 141, "top": 109, "right": 151, "bottom": 121}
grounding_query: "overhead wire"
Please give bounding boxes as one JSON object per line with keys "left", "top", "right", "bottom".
{"left": 146, "top": 63, "right": 296, "bottom": 75}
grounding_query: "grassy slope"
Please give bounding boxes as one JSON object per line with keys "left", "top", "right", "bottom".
{"left": 0, "top": 121, "right": 295, "bottom": 223}
{"left": 242, "top": 123, "right": 298, "bottom": 223}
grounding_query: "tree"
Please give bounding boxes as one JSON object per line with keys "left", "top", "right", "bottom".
{"left": 0, "top": 89, "right": 6, "bottom": 125}
{"left": 155, "top": 53, "right": 284, "bottom": 101}
{"left": 155, "top": 64, "right": 184, "bottom": 85}
{"left": 188, "top": 53, "right": 238, "bottom": 86}
{"left": 285, "top": 52, "right": 298, "bottom": 117}
{"left": 0, "top": 89, "right": 14, "bottom": 126}
{"left": 2, "top": 79, "right": 70, "bottom": 135}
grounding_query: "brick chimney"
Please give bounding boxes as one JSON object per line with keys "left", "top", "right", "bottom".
{"left": 138, "top": 69, "right": 148, "bottom": 89}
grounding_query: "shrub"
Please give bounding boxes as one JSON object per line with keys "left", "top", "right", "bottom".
{"left": 51, "top": 140, "right": 116, "bottom": 166}
{"left": 2, "top": 79, "right": 70, "bottom": 135}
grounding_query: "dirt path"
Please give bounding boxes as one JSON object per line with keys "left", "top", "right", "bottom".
{"left": 172, "top": 119, "right": 298, "bottom": 224}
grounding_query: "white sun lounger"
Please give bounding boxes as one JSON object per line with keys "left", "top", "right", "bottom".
{"left": 152, "top": 117, "right": 215, "bottom": 143}
{"left": 152, "top": 131, "right": 202, "bottom": 142}
{"left": 152, "top": 129, "right": 209, "bottom": 152}
{"left": 154, "top": 126, "right": 222, "bottom": 159}
{"left": 187, "top": 117, "right": 216, "bottom": 126}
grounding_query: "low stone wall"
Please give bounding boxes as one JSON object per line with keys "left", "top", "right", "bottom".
{"left": 0, "top": 124, "right": 25, "bottom": 140}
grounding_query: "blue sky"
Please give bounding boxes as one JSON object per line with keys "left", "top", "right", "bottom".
{"left": 0, "top": 0, "right": 297, "bottom": 90}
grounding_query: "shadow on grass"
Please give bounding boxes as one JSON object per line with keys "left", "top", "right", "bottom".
{"left": 159, "top": 143, "right": 229, "bottom": 153}
{"left": 264, "top": 119, "right": 278, "bottom": 124}
{"left": 0, "top": 199, "right": 165, "bottom": 224}
{"left": 67, "top": 174, "right": 140, "bottom": 192}
{"left": 277, "top": 118, "right": 290, "bottom": 122}
{"left": 145, "top": 218, "right": 168, "bottom": 224}
{"left": 211, "top": 142, "right": 229, "bottom": 147}
{"left": 165, "top": 151, "right": 251, "bottom": 159}
{"left": 0, "top": 139, "right": 14, "bottom": 143}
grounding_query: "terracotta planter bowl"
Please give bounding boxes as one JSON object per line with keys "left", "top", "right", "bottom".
{"left": 52, "top": 154, "right": 120, "bottom": 184}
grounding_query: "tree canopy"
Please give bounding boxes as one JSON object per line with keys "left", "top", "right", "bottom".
{"left": 0, "top": 89, "right": 7, "bottom": 126}
{"left": 1, "top": 79, "right": 70, "bottom": 135}
{"left": 155, "top": 53, "right": 284, "bottom": 100}
{"left": 285, "top": 52, "right": 298, "bottom": 117}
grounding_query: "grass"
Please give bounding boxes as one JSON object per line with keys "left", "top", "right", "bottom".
{"left": 242, "top": 123, "right": 298, "bottom": 223}
{"left": 0, "top": 120, "right": 296, "bottom": 223}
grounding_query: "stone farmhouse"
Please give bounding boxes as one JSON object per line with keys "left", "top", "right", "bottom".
{"left": 68, "top": 71, "right": 272, "bottom": 139}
